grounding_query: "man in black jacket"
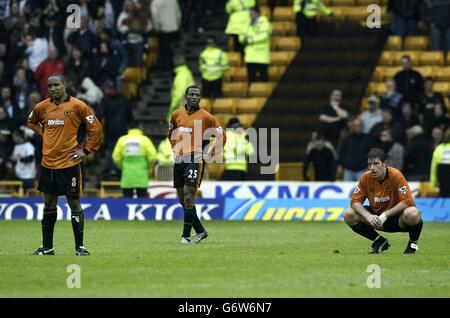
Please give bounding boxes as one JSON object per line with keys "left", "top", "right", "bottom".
{"left": 394, "top": 55, "right": 423, "bottom": 104}
{"left": 422, "top": 0, "right": 450, "bottom": 53}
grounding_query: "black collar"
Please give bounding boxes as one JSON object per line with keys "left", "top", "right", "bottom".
{"left": 50, "top": 94, "right": 70, "bottom": 105}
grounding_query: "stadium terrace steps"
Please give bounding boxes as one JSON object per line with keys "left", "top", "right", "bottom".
{"left": 248, "top": 22, "right": 387, "bottom": 180}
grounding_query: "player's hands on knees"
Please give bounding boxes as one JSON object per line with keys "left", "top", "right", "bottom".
{"left": 69, "top": 148, "right": 86, "bottom": 161}
{"left": 366, "top": 214, "right": 383, "bottom": 230}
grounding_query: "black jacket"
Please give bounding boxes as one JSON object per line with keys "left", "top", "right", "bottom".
{"left": 338, "top": 133, "right": 372, "bottom": 171}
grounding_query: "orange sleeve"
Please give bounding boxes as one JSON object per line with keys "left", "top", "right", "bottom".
{"left": 394, "top": 171, "right": 415, "bottom": 207}
{"left": 350, "top": 173, "right": 368, "bottom": 206}
{"left": 78, "top": 101, "right": 102, "bottom": 154}
{"left": 27, "top": 103, "right": 43, "bottom": 136}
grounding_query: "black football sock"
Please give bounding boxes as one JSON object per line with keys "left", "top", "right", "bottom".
{"left": 42, "top": 208, "right": 57, "bottom": 249}
{"left": 351, "top": 222, "right": 379, "bottom": 241}
{"left": 183, "top": 208, "right": 194, "bottom": 238}
{"left": 71, "top": 210, "right": 85, "bottom": 249}
{"left": 407, "top": 219, "right": 423, "bottom": 242}
{"left": 188, "top": 206, "right": 205, "bottom": 234}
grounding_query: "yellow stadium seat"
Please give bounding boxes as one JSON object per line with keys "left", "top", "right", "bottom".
{"left": 239, "top": 113, "right": 257, "bottom": 128}
{"left": 433, "top": 82, "right": 449, "bottom": 94}
{"left": 200, "top": 98, "right": 212, "bottom": 113}
{"left": 0, "top": 180, "right": 24, "bottom": 197}
{"left": 237, "top": 98, "right": 267, "bottom": 113}
{"left": 447, "top": 52, "right": 450, "bottom": 65}
{"left": 269, "top": 66, "right": 286, "bottom": 81}
{"left": 147, "top": 37, "right": 159, "bottom": 52}
{"left": 222, "top": 82, "right": 248, "bottom": 97}
{"left": 385, "top": 36, "right": 402, "bottom": 50}
{"left": 212, "top": 98, "right": 238, "bottom": 114}
{"left": 215, "top": 114, "right": 234, "bottom": 128}
{"left": 366, "top": 82, "right": 378, "bottom": 95}
{"left": 383, "top": 66, "right": 402, "bottom": 79}
{"left": 393, "top": 51, "right": 420, "bottom": 66}
{"left": 404, "top": 36, "right": 429, "bottom": 50}
{"left": 345, "top": 6, "right": 367, "bottom": 22}
{"left": 260, "top": 6, "right": 272, "bottom": 20}
{"left": 275, "top": 163, "right": 304, "bottom": 181}
{"left": 320, "top": 7, "right": 345, "bottom": 22}
{"left": 206, "top": 163, "right": 224, "bottom": 180}
{"left": 224, "top": 67, "right": 247, "bottom": 82}
{"left": 376, "top": 82, "right": 388, "bottom": 95}
{"left": 122, "top": 82, "right": 138, "bottom": 99}
{"left": 356, "top": 0, "right": 380, "bottom": 5}
{"left": 271, "top": 51, "right": 296, "bottom": 66}
{"left": 419, "top": 182, "right": 439, "bottom": 197}
{"left": 415, "top": 66, "right": 435, "bottom": 78}
{"left": 272, "top": 7, "right": 295, "bottom": 22}
{"left": 227, "top": 52, "right": 242, "bottom": 67}
{"left": 248, "top": 82, "right": 274, "bottom": 97}
{"left": 435, "top": 67, "right": 450, "bottom": 81}
{"left": 379, "top": 51, "right": 395, "bottom": 66}
{"left": 372, "top": 66, "right": 385, "bottom": 81}
{"left": 331, "top": 0, "right": 355, "bottom": 5}
{"left": 123, "top": 67, "right": 143, "bottom": 84}
{"left": 272, "top": 22, "right": 294, "bottom": 36}
{"left": 257, "top": 0, "right": 268, "bottom": 6}
{"left": 272, "top": 36, "right": 301, "bottom": 51}
{"left": 420, "top": 51, "right": 445, "bottom": 66}
{"left": 99, "top": 181, "right": 122, "bottom": 198}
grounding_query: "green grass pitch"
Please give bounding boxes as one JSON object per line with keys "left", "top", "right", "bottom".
{"left": 0, "top": 220, "right": 449, "bottom": 297}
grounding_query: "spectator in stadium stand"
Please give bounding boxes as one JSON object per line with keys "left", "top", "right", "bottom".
{"left": 220, "top": 117, "right": 255, "bottom": 181}
{"left": 430, "top": 126, "right": 444, "bottom": 151}
{"left": 398, "top": 101, "right": 420, "bottom": 132}
{"left": 306, "top": 130, "right": 337, "bottom": 159}
{"left": 293, "top": 0, "right": 332, "bottom": 36}
{"left": 98, "top": 29, "right": 129, "bottom": 76}
{"left": 338, "top": 117, "right": 371, "bottom": 181}
{"left": 151, "top": 0, "right": 181, "bottom": 74}
{"left": 34, "top": 47, "right": 65, "bottom": 98}
{"left": 430, "top": 127, "right": 450, "bottom": 197}
{"left": 199, "top": 37, "right": 229, "bottom": 99}
{"left": 0, "top": 105, "right": 13, "bottom": 133}
{"left": 0, "top": 0, "right": 10, "bottom": 21}
{"left": 0, "top": 85, "right": 26, "bottom": 129}
{"left": 4, "top": 2, "right": 26, "bottom": 45}
{"left": 394, "top": 55, "right": 423, "bottom": 104}
{"left": 0, "top": 127, "right": 12, "bottom": 180}
{"left": 116, "top": 0, "right": 151, "bottom": 67}
{"left": 369, "top": 106, "right": 403, "bottom": 145}
{"left": 23, "top": 29, "right": 48, "bottom": 73}
{"left": 422, "top": 0, "right": 450, "bottom": 53}
{"left": 423, "top": 103, "right": 450, "bottom": 135}
{"left": 319, "top": 89, "right": 349, "bottom": 148}
{"left": 42, "top": 9, "right": 67, "bottom": 57}
{"left": 0, "top": 60, "right": 7, "bottom": 87}
{"left": 67, "top": 15, "right": 97, "bottom": 58}
{"left": 12, "top": 67, "right": 33, "bottom": 115}
{"left": 239, "top": 7, "right": 272, "bottom": 84}
{"left": 112, "top": 120, "right": 157, "bottom": 198}
{"left": 404, "top": 125, "right": 432, "bottom": 181}
{"left": 225, "top": 0, "right": 255, "bottom": 56}
{"left": 88, "top": 41, "right": 120, "bottom": 88}
{"left": 303, "top": 132, "right": 336, "bottom": 181}
{"left": 377, "top": 128, "right": 404, "bottom": 171}
{"left": 9, "top": 128, "right": 36, "bottom": 192}
{"left": 388, "top": 0, "right": 421, "bottom": 37}
{"left": 166, "top": 55, "right": 195, "bottom": 122}
{"left": 97, "top": 80, "right": 133, "bottom": 178}
{"left": 417, "top": 77, "right": 445, "bottom": 126}
{"left": 65, "top": 46, "right": 90, "bottom": 88}
{"left": 380, "top": 78, "right": 403, "bottom": 118}
{"left": 178, "top": 0, "right": 207, "bottom": 33}
{"left": 360, "top": 95, "right": 382, "bottom": 134}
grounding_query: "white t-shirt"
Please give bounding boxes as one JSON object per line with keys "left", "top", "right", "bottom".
{"left": 13, "top": 141, "right": 36, "bottom": 179}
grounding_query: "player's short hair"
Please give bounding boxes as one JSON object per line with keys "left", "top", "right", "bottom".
{"left": 367, "top": 148, "right": 386, "bottom": 162}
{"left": 48, "top": 73, "right": 66, "bottom": 85}
{"left": 185, "top": 85, "right": 201, "bottom": 96}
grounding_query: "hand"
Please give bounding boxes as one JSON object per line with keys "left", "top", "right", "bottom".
{"left": 69, "top": 148, "right": 86, "bottom": 161}
{"left": 379, "top": 213, "right": 388, "bottom": 225}
{"left": 366, "top": 214, "right": 383, "bottom": 230}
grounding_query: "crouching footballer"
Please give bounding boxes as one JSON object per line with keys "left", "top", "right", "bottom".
{"left": 344, "top": 148, "right": 423, "bottom": 254}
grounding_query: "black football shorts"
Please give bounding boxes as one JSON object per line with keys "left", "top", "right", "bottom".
{"left": 38, "top": 163, "right": 83, "bottom": 197}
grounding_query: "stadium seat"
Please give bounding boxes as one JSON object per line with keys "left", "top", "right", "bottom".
{"left": 372, "top": 66, "right": 384, "bottom": 81}
{"left": 383, "top": 66, "right": 402, "bottom": 80}
{"left": 331, "top": 0, "right": 355, "bottom": 5}
{"left": 0, "top": 181, "right": 24, "bottom": 197}
{"left": 222, "top": 82, "right": 248, "bottom": 97}
{"left": 269, "top": 66, "right": 286, "bottom": 81}
{"left": 83, "top": 188, "right": 100, "bottom": 197}
{"left": 260, "top": 6, "right": 272, "bottom": 20}
{"left": 206, "top": 163, "right": 224, "bottom": 180}
{"left": 248, "top": 82, "right": 274, "bottom": 97}
{"left": 356, "top": 0, "right": 380, "bottom": 5}
{"left": 224, "top": 67, "right": 247, "bottom": 82}
{"left": 320, "top": 7, "right": 345, "bottom": 22}
{"left": 122, "top": 82, "right": 139, "bottom": 99}
{"left": 366, "top": 82, "right": 377, "bottom": 95}
{"left": 415, "top": 66, "right": 435, "bottom": 78}
{"left": 99, "top": 181, "right": 122, "bottom": 198}
{"left": 213, "top": 98, "right": 238, "bottom": 114}
{"left": 393, "top": 51, "right": 420, "bottom": 66}
{"left": 215, "top": 113, "right": 234, "bottom": 127}
{"left": 345, "top": 6, "right": 368, "bottom": 22}
{"left": 376, "top": 82, "right": 388, "bottom": 95}
{"left": 435, "top": 67, "right": 450, "bottom": 81}
{"left": 239, "top": 113, "right": 257, "bottom": 128}
{"left": 123, "top": 67, "right": 144, "bottom": 84}
{"left": 272, "top": 36, "right": 301, "bottom": 51}
{"left": 384, "top": 36, "right": 402, "bottom": 50}
{"left": 257, "top": 0, "right": 268, "bottom": 6}
{"left": 447, "top": 52, "right": 450, "bottom": 65}
{"left": 404, "top": 36, "right": 429, "bottom": 50}
{"left": 271, "top": 22, "right": 296, "bottom": 36}
{"left": 227, "top": 52, "right": 242, "bottom": 67}
{"left": 237, "top": 98, "right": 267, "bottom": 113}
{"left": 272, "top": 7, "right": 295, "bottom": 22}
{"left": 143, "top": 52, "right": 158, "bottom": 68}
{"left": 420, "top": 51, "right": 445, "bottom": 66}
{"left": 271, "top": 51, "right": 296, "bottom": 66}
{"left": 379, "top": 51, "right": 395, "bottom": 66}
{"left": 200, "top": 98, "right": 212, "bottom": 113}
{"left": 275, "top": 163, "right": 304, "bottom": 181}
{"left": 419, "top": 182, "right": 439, "bottom": 197}
{"left": 147, "top": 37, "right": 159, "bottom": 52}
{"left": 433, "top": 82, "right": 449, "bottom": 94}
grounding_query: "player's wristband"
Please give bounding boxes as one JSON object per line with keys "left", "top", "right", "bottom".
{"left": 83, "top": 149, "right": 90, "bottom": 156}
{"left": 379, "top": 213, "right": 387, "bottom": 224}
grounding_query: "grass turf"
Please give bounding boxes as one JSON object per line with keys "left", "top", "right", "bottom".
{"left": 0, "top": 220, "right": 449, "bottom": 297}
